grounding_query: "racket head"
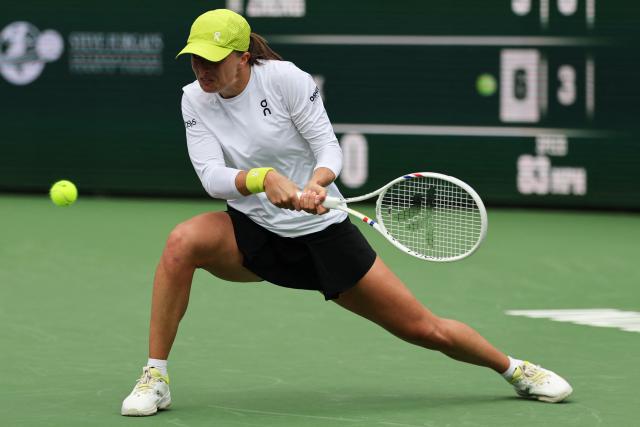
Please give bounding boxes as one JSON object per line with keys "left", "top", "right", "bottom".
{"left": 375, "top": 172, "right": 488, "bottom": 262}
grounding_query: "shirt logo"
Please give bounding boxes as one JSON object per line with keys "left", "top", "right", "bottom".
{"left": 260, "top": 99, "right": 271, "bottom": 116}
{"left": 309, "top": 86, "right": 319, "bottom": 102}
{"left": 184, "top": 118, "right": 197, "bottom": 128}
{"left": 214, "top": 32, "right": 221, "bottom": 42}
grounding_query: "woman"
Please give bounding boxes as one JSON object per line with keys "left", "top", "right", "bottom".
{"left": 121, "top": 9, "right": 572, "bottom": 416}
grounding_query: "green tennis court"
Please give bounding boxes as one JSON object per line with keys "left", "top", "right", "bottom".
{"left": 1, "top": 194, "right": 638, "bottom": 426}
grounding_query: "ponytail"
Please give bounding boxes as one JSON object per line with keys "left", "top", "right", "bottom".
{"left": 247, "top": 33, "right": 282, "bottom": 65}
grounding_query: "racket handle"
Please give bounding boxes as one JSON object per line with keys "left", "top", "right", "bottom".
{"left": 295, "top": 191, "right": 343, "bottom": 209}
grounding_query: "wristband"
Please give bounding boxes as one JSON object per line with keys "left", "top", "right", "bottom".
{"left": 245, "top": 167, "right": 274, "bottom": 194}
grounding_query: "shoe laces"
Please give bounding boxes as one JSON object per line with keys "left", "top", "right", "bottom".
{"left": 134, "top": 367, "right": 163, "bottom": 393}
{"left": 517, "top": 362, "right": 549, "bottom": 385}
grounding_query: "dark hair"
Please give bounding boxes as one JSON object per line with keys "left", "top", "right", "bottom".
{"left": 246, "top": 33, "right": 282, "bottom": 65}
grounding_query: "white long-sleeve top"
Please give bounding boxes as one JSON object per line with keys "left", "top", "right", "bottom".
{"left": 181, "top": 60, "right": 348, "bottom": 237}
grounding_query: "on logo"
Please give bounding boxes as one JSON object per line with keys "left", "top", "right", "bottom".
{"left": 0, "top": 21, "right": 64, "bottom": 85}
{"left": 214, "top": 32, "right": 221, "bottom": 42}
{"left": 260, "top": 99, "right": 271, "bottom": 116}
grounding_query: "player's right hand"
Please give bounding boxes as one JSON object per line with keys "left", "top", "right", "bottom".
{"left": 263, "top": 171, "right": 301, "bottom": 211}
{"left": 299, "top": 184, "right": 329, "bottom": 215}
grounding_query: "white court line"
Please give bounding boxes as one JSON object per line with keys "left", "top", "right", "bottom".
{"left": 506, "top": 309, "right": 640, "bottom": 333}
{"left": 333, "top": 123, "right": 620, "bottom": 138}
{"left": 267, "top": 35, "right": 613, "bottom": 47}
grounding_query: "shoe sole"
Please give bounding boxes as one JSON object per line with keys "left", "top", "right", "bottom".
{"left": 517, "top": 387, "right": 573, "bottom": 403}
{"left": 537, "top": 387, "right": 573, "bottom": 403}
{"left": 121, "top": 392, "right": 171, "bottom": 416}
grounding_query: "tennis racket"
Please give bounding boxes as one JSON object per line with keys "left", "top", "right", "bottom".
{"left": 301, "top": 172, "right": 488, "bottom": 262}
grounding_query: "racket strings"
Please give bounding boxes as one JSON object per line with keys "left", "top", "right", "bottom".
{"left": 379, "top": 177, "right": 483, "bottom": 260}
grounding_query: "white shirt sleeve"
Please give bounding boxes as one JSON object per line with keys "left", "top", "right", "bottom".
{"left": 280, "top": 64, "right": 343, "bottom": 177}
{"left": 181, "top": 94, "right": 242, "bottom": 200}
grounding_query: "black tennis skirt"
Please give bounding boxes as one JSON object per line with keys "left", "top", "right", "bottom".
{"left": 226, "top": 206, "right": 377, "bottom": 300}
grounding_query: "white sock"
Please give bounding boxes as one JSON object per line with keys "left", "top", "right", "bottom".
{"left": 147, "top": 358, "right": 168, "bottom": 376}
{"left": 501, "top": 356, "right": 524, "bottom": 380}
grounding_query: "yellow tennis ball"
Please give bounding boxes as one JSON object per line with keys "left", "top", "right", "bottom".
{"left": 50, "top": 180, "right": 78, "bottom": 207}
{"left": 476, "top": 73, "right": 497, "bottom": 97}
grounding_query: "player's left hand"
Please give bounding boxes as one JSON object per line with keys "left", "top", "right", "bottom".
{"left": 299, "top": 183, "right": 329, "bottom": 215}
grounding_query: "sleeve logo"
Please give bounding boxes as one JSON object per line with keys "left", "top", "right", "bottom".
{"left": 309, "top": 86, "right": 319, "bottom": 102}
{"left": 184, "top": 118, "right": 197, "bottom": 128}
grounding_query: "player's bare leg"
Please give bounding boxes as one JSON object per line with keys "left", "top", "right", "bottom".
{"left": 123, "top": 212, "right": 260, "bottom": 416}
{"left": 149, "top": 212, "right": 260, "bottom": 360}
{"left": 334, "top": 256, "right": 572, "bottom": 402}
{"left": 334, "top": 256, "right": 509, "bottom": 372}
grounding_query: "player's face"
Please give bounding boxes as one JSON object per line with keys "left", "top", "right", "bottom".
{"left": 191, "top": 53, "right": 249, "bottom": 97}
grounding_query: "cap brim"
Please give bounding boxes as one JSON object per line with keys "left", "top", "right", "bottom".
{"left": 176, "top": 42, "right": 233, "bottom": 62}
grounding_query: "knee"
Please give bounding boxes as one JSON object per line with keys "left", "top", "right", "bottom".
{"left": 396, "top": 317, "right": 454, "bottom": 351}
{"left": 163, "top": 222, "right": 200, "bottom": 266}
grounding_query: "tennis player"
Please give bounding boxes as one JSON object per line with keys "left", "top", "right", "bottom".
{"left": 121, "top": 9, "right": 573, "bottom": 416}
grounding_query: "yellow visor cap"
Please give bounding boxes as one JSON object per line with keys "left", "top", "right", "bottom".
{"left": 176, "top": 9, "right": 251, "bottom": 62}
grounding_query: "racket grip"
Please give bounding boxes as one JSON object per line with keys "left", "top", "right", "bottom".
{"left": 295, "top": 191, "right": 342, "bottom": 209}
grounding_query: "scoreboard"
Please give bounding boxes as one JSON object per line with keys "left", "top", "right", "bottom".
{"left": 254, "top": 0, "right": 640, "bottom": 208}
{"left": 1, "top": 0, "right": 639, "bottom": 208}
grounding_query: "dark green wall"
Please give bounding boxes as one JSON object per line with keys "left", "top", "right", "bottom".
{"left": 1, "top": 1, "right": 638, "bottom": 208}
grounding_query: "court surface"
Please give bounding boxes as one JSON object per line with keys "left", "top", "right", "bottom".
{"left": 1, "top": 195, "right": 638, "bottom": 426}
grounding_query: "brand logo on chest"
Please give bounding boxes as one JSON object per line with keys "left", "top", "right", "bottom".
{"left": 260, "top": 99, "right": 271, "bottom": 116}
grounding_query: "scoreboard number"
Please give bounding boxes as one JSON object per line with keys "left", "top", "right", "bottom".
{"left": 500, "top": 50, "right": 591, "bottom": 123}
{"left": 511, "top": 0, "right": 532, "bottom": 16}
{"left": 557, "top": 0, "right": 579, "bottom": 16}
{"left": 557, "top": 65, "right": 577, "bottom": 106}
{"left": 500, "top": 49, "right": 542, "bottom": 123}
{"left": 340, "top": 133, "right": 368, "bottom": 189}
{"left": 511, "top": 0, "right": 595, "bottom": 29}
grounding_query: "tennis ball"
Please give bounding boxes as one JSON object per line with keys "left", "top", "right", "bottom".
{"left": 476, "top": 73, "right": 497, "bottom": 97}
{"left": 50, "top": 180, "right": 78, "bottom": 207}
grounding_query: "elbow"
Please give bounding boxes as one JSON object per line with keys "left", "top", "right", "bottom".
{"left": 316, "top": 140, "right": 343, "bottom": 177}
{"left": 203, "top": 182, "right": 219, "bottom": 199}
{"left": 200, "top": 173, "right": 220, "bottom": 199}
{"left": 201, "top": 167, "right": 242, "bottom": 200}
{"left": 202, "top": 173, "right": 225, "bottom": 199}
{"left": 331, "top": 154, "right": 343, "bottom": 178}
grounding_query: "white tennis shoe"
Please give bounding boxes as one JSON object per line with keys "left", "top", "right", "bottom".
{"left": 121, "top": 366, "right": 171, "bottom": 416}
{"left": 509, "top": 361, "right": 573, "bottom": 403}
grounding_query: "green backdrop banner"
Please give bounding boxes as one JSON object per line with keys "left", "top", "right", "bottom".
{"left": 1, "top": 1, "right": 639, "bottom": 208}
